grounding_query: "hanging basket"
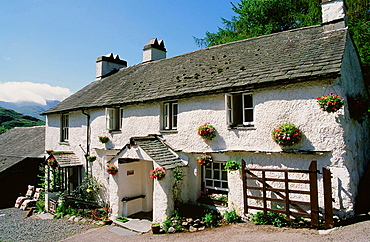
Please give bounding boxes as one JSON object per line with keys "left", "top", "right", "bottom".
{"left": 272, "top": 123, "right": 302, "bottom": 147}
{"left": 149, "top": 167, "right": 166, "bottom": 180}
{"left": 99, "top": 136, "right": 109, "bottom": 143}
{"left": 106, "top": 164, "right": 118, "bottom": 175}
{"left": 316, "top": 93, "right": 344, "bottom": 113}
{"left": 197, "top": 123, "right": 216, "bottom": 140}
{"left": 197, "top": 154, "right": 213, "bottom": 166}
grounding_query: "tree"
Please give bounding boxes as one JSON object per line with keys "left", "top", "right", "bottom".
{"left": 195, "top": 0, "right": 321, "bottom": 47}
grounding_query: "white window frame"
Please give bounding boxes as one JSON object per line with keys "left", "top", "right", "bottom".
{"left": 203, "top": 162, "right": 228, "bottom": 192}
{"left": 225, "top": 92, "right": 254, "bottom": 127}
{"left": 163, "top": 101, "right": 178, "bottom": 130}
{"left": 106, "top": 107, "right": 122, "bottom": 131}
{"left": 61, "top": 113, "right": 69, "bottom": 142}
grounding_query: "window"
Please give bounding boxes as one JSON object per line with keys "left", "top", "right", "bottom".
{"left": 226, "top": 93, "right": 254, "bottom": 127}
{"left": 61, "top": 113, "right": 69, "bottom": 142}
{"left": 106, "top": 108, "right": 122, "bottom": 131}
{"left": 203, "top": 162, "right": 228, "bottom": 192}
{"left": 163, "top": 101, "right": 178, "bottom": 130}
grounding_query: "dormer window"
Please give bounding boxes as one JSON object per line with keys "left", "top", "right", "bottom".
{"left": 163, "top": 101, "right": 178, "bottom": 130}
{"left": 106, "top": 108, "right": 122, "bottom": 131}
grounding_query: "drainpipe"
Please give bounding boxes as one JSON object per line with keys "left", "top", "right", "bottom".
{"left": 82, "top": 109, "right": 91, "bottom": 176}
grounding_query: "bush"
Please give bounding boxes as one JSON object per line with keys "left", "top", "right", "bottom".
{"left": 224, "top": 210, "right": 241, "bottom": 223}
{"left": 251, "top": 212, "right": 290, "bottom": 227}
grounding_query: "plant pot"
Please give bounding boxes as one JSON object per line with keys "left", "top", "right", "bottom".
{"left": 151, "top": 225, "right": 161, "bottom": 234}
{"left": 103, "top": 219, "right": 113, "bottom": 225}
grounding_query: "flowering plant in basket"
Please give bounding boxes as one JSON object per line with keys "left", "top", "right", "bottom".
{"left": 348, "top": 94, "right": 369, "bottom": 122}
{"left": 272, "top": 123, "right": 302, "bottom": 147}
{"left": 47, "top": 157, "right": 56, "bottom": 166}
{"left": 99, "top": 136, "right": 109, "bottom": 143}
{"left": 150, "top": 167, "right": 166, "bottom": 180}
{"left": 106, "top": 164, "right": 118, "bottom": 175}
{"left": 316, "top": 93, "right": 344, "bottom": 113}
{"left": 197, "top": 154, "right": 213, "bottom": 166}
{"left": 197, "top": 122, "right": 216, "bottom": 140}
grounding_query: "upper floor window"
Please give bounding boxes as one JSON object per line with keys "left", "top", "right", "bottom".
{"left": 106, "top": 108, "right": 122, "bottom": 131}
{"left": 61, "top": 113, "right": 69, "bottom": 142}
{"left": 226, "top": 93, "right": 254, "bottom": 127}
{"left": 163, "top": 101, "right": 178, "bottom": 130}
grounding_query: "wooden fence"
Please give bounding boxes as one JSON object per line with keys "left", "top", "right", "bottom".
{"left": 242, "top": 160, "right": 333, "bottom": 228}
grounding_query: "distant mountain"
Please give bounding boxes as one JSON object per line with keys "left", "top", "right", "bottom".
{"left": 0, "top": 107, "right": 45, "bottom": 134}
{"left": 0, "top": 100, "right": 59, "bottom": 121}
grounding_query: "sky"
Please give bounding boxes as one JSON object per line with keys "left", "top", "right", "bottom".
{"left": 0, "top": 0, "right": 237, "bottom": 105}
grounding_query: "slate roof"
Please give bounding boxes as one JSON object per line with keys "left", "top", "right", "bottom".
{"left": 51, "top": 151, "right": 82, "bottom": 167}
{"left": 131, "top": 135, "right": 184, "bottom": 169}
{"left": 43, "top": 25, "right": 347, "bottom": 115}
{"left": 0, "top": 126, "right": 45, "bottom": 172}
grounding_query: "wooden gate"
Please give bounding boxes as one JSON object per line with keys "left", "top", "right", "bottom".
{"left": 242, "top": 160, "right": 333, "bottom": 228}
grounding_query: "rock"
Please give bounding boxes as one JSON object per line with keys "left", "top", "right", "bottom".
{"left": 168, "top": 227, "right": 176, "bottom": 233}
{"left": 182, "top": 221, "right": 188, "bottom": 227}
{"left": 186, "top": 218, "right": 194, "bottom": 223}
{"left": 73, "top": 217, "right": 81, "bottom": 223}
{"left": 68, "top": 216, "right": 75, "bottom": 221}
{"left": 80, "top": 218, "right": 88, "bottom": 224}
{"left": 189, "top": 226, "right": 197, "bottom": 232}
{"left": 198, "top": 226, "right": 205, "bottom": 231}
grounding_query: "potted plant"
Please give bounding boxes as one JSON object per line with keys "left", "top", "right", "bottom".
{"left": 86, "top": 156, "right": 96, "bottom": 163}
{"left": 272, "top": 123, "right": 302, "bottom": 147}
{"left": 225, "top": 160, "right": 242, "bottom": 172}
{"left": 151, "top": 223, "right": 161, "bottom": 234}
{"left": 197, "top": 154, "right": 213, "bottom": 166}
{"left": 197, "top": 122, "right": 216, "bottom": 140}
{"left": 149, "top": 167, "right": 166, "bottom": 180}
{"left": 316, "top": 93, "right": 345, "bottom": 113}
{"left": 99, "top": 136, "right": 109, "bottom": 143}
{"left": 106, "top": 164, "right": 118, "bottom": 175}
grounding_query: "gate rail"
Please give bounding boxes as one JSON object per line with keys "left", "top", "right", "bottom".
{"left": 242, "top": 160, "right": 333, "bottom": 228}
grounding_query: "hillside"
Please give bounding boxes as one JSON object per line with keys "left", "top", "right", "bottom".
{"left": 0, "top": 107, "right": 45, "bottom": 134}
{"left": 0, "top": 100, "right": 59, "bottom": 121}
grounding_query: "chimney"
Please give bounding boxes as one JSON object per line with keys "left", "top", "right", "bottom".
{"left": 322, "top": 0, "right": 347, "bottom": 29}
{"left": 96, "top": 53, "right": 127, "bottom": 80}
{"left": 142, "top": 38, "right": 166, "bottom": 63}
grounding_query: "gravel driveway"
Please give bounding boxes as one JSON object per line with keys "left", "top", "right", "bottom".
{"left": 2, "top": 207, "right": 370, "bottom": 242}
{"left": 0, "top": 208, "right": 94, "bottom": 242}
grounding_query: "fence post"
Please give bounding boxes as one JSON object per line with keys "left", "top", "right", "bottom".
{"left": 241, "top": 159, "right": 248, "bottom": 214}
{"left": 309, "top": 160, "right": 319, "bottom": 227}
{"left": 262, "top": 171, "right": 267, "bottom": 217}
{"left": 284, "top": 171, "right": 291, "bottom": 221}
{"left": 323, "top": 167, "right": 334, "bottom": 229}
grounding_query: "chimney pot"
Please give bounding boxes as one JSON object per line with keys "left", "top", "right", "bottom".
{"left": 96, "top": 53, "right": 127, "bottom": 79}
{"left": 143, "top": 38, "right": 166, "bottom": 63}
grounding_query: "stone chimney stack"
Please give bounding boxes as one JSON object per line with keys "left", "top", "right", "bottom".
{"left": 142, "top": 38, "right": 166, "bottom": 63}
{"left": 322, "top": 0, "right": 347, "bottom": 29}
{"left": 96, "top": 53, "right": 127, "bottom": 80}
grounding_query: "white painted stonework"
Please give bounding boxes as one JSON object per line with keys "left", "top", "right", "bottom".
{"left": 322, "top": 0, "right": 346, "bottom": 24}
{"left": 45, "top": 27, "right": 369, "bottom": 220}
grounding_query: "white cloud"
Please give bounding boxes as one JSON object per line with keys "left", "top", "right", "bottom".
{"left": 0, "top": 81, "right": 73, "bottom": 105}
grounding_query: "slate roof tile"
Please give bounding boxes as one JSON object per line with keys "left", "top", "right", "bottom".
{"left": 43, "top": 25, "right": 347, "bottom": 114}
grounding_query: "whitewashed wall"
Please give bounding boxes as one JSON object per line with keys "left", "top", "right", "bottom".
{"left": 45, "top": 61, "right": 369, "bottom": 218}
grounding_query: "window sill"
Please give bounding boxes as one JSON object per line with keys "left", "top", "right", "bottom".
{"left": 59, "top": 141, "right": 69, "bottom": 146}
{"left": 228, "top": 125, "right": 256, "bottom": 130}
{"left": 160, "top": 129, "right": 178, "bottom": 134}
{"left": 197, "top": 197, "right": 228, "bottom": 207}
{"left": 108, "top": 130, "right": 121, "bottom": 134}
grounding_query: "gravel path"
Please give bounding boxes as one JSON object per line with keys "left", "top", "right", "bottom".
{"left": 0, "top": 208, "right": 94, "bottom": 242}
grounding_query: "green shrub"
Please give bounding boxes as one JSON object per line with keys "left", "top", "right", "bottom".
{"left": 251, "top": 212, "right": 290, "bottom": 227}
{"left": 224, "top": 210, "right": 241, "bottom": 223}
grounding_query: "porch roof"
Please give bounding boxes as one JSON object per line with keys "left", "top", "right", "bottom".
{"left": 52, "top": 151, "right": 83, "bottom": 167}
{"left": 130, "top": 135, "right": 184, "bottom": 169}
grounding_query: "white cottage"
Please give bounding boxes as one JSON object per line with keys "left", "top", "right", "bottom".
{"left": 43, "top": 0, "right": 369, "bottom": 222}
